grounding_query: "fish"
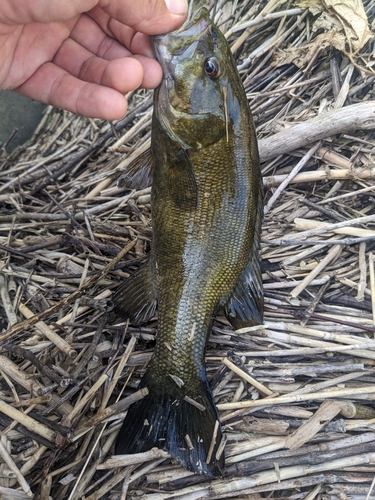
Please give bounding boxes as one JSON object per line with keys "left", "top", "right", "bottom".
{"left": 113, "top": 7, "right": 263, "bottom": 477}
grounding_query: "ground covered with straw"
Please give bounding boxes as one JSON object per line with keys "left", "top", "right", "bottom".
{"left": 1, "top": 0, "right": 375, "bottom": 498}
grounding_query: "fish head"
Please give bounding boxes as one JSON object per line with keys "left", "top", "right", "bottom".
{"left": 152, "top": 8, "right": 242, "bottom": 150}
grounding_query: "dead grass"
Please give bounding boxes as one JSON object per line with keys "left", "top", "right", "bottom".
{"left": 1, "top": 0, "right": 375, "bottom": 498}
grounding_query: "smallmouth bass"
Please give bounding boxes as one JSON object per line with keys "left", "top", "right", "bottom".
{"left": 114, "top": 8, "right": 263, "bottom": 477}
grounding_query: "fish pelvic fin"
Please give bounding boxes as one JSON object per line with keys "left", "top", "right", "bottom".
{"left": 113, "top": 258, "right": 157, "bottom": 325}
{"left": 115, "top": 370, "right": 224, "bottom": 477}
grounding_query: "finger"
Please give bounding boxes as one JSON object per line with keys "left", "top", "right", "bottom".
{"left": 70, "top": 13, "right": 141, "bottom": 60}
{"left": 67, "top": 14, "right": 162, "bottom": 86}
{"left": 2, "top": 0, "right": 187, "bottom": 32}
{"left": 0, "top": 22, "right": 72, "bottom": 88}
{"left": 86, "top": 7, "right": 154, "bottom": 58}
{"left": 55, "top": 38, "right": 162, "bottom": 90}
{"left": 53, "top": 37, "right": 145, "bottom": 92}
{"left": 132, "top": 55, "right": 162, "bottom": 88}
{"left": 99, "top": 18, "right": 156, "bottom": 58}
{"left": 70, "top": 13, "right": 156, "bottom": 68}
{"left": 96, "top": 0, "right": 188, "bottom": 36}
{"left": 16, "top": 62, "right": 128, "bottom": 120}
{"left": 0, "top": 0, "right": 98, "bottom": 24}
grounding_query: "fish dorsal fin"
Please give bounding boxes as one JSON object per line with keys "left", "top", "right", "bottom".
{"left": 117, "top": 148, "right": 153, "bottom": 190}
{"left": 166, "top": 149, "right": 198, "bottom": 210}
{"left": 223, "top": 253, "right": 263, "bottom": 329}
{"left": 113, "top": 257, "right": 157, "bottom": 325}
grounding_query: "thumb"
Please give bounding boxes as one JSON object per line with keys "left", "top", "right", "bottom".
{"left": 100, "top": 0, "right": 188, "bottom": 35}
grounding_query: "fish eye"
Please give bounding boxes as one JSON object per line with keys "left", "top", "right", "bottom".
{"left": 204, "top": 57, "right": 220, "bottom": 78}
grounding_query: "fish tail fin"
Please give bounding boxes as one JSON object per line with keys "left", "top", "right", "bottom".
{"left": 115, "top": 370, "right": 224, "bottom": 477}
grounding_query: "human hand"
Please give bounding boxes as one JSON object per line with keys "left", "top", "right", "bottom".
{"left": 0, "top": 0, "right": 187, "bottom": 119}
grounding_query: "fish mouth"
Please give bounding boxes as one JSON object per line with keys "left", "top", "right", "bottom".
{"left": 153, "top": 7, "right": 210, "bottom": 44}
{"left": 151, "top": 8, "right": 212, "bottom": 118}
{"left": 152, "top": 8, "right": 210, "bottom": 67}
{"left": 172, "top": 7, "right": 210, "bottom": 37}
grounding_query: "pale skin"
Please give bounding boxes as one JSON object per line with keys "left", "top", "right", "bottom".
{"left": 0, "top": 0, "right": 187, "bottom": 119}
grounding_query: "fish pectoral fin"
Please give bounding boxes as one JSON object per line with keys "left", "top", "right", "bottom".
{"left": 223, "top": 253, "right": 264, "bottom": 329}
{"left": 117, "top": 148, "right": 153, "bottom": 190}
{"left": 113, "top": 257, "right": 157, "bottom": 325}
{"left": 166, "top": 149, "right": 198, "bottom": 210}
{"left": 115, "top": 371, "right": 224, "bottom": 478}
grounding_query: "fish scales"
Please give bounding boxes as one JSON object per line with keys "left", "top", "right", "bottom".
{"left": 114, "top": 8, "right": 263, "bottom": 477}
{"left": 153, "top": 127, "right": 256, "bottom": 371}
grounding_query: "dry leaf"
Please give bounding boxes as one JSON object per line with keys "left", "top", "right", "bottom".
{"left": 324, "top": 0, "right": 373, "bottom": 52}
{"left": 295, "top": 0, "right": 324, "bottom": 15}
{"left": 273, "top": 0, "right": 373, "bottom": 68}
{"left": 273, "top": 32, "right": 346, "bottom": 68}
{"left": 312, "top": 10, "right": 342, "bottom": 32}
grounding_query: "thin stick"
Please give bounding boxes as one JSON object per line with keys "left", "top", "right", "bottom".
{"left": 18, "top": 303, "right": 77, "bottom": 357}
{"left": 267, "top": 236, "right": 375, "bottom": 247}
{"left": 370, "top": 253, "right": 375, "bottom": 326}
{"left": 357, "top": 242, "right": 367, "bottom": 302}
{"left": 293, "top": 218, "right": 375, "bottom": 238}
{"left": 318, "top": 184, "right": 375, "bottom": 204}
{"left": 217, "top": 385, "right": 375, "bottom": 411}
{"left": 263, "top": 167, "right": 375, "bottom": 189}
{"left": 67, "top": 425, "right": 106, "bottom": 500}
{"left": 285, "top": 400, "right": 344, "bottom": 450}
{"left": 74, "top": 388, "right": 149, "bottom": 439}
{"left": 365, "top": 476, "right": 375, "bottom": 500}
{"left": 66, "top": 373, "right": 108, "bottom": 423}
{"left": 0, "top": 274, "right": 18, "bottom": 326}
{"left": 222, "top": 358, "right": 273, "bottom": 396}
{"left": 334, "top": 64, "right": 354, "bottom": 109}
{"left": 265, "top": 321, "right": 375, "bottom": 348}
{"left": 288, "top": 245, "right": 341, "bottom": 303}
{"left": 264, "top": 141, "right": 322, "bottom": 214}
{"left": 0, "top": 439, "right": 32, "bottom": 497}
{"left": 0, "top": 239, "right": 136, "bottom": 346}
{"left": 269, "top": 214, "right": 375, "bottom": 245}
{"left": 206, "top": 420, "right": 220, "bottom": 464}
{"left": 0, "top": 354, "right": 73, "bottom": 415}
{"left": 98, "top": 449, "right": 171, "bottom": 469}
{"left": 258, "top": 101, "right": 375, "bottom": 163}
{"left": 0, "top": 400, "right": 55, "bottom": 442}
{"left": 231, "top": 8, "right": 303, "bottom": 33}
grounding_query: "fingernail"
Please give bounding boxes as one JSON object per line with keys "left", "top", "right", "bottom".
{"left": 165, "top": 0, "right": 188, "bottom": 15}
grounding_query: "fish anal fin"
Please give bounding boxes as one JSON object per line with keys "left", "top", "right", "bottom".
{"left": 117, "top": 148, "right": 153, "bottom": 190}
{"left": 115, "top": 371, "right": 224, "bottom": 477}
{"left": 113, "top": 258, "right": 157, "bottom": 325}
{"left": 223, "top": 254, "right": 263, "bottom": 330}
